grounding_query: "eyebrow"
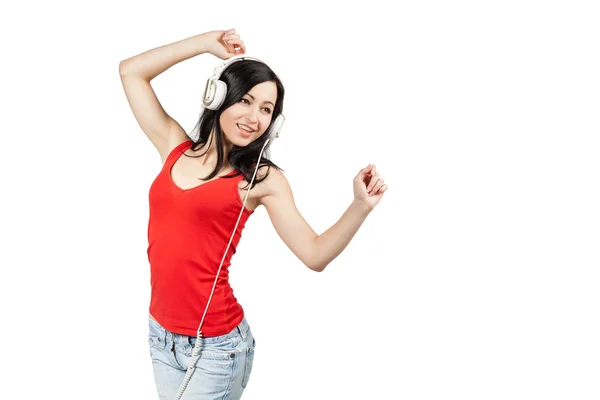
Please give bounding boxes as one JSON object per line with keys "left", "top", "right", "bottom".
{"left": 246, "top": 93, "right": 275, "bottom": 108}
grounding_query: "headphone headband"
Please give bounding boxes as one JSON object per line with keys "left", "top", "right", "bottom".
{"left": 210, "top": 55, "right": 263, "bottom": 80}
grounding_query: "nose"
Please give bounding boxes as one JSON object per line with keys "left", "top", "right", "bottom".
{"left": 245, "top": 106, "right": 259, "bottom": 124}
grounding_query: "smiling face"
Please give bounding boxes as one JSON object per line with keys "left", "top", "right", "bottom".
{"left": 219, "top": 81, "right": 278, "bottom": 146}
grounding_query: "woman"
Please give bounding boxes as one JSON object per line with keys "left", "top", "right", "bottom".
{"left": 119, "top": 28, "right": 388, "bottom": 400}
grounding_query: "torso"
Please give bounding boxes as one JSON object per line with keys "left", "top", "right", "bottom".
{"left": 149, "top": 134, "right": 271, "bottom": 332}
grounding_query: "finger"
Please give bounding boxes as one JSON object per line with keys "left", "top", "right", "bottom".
{"left": 234, "top": 42, "right": 246, "bottom": 54}
{"left": 222, "top": 30, "right": 236, "bottom": 41}
{"left": 223, "top": 33, "right": 241, "bottom": 41}
{"left": 358, "top": 164, "right": 375, "bottom": 177}
{"left": 225, "top": 39, "right": 244, "bottom": 49}
{"left": 223, "top": 38, "right": 236, "bottom": 51}
{"left": 232, "top": 41, "right": 245, "bottom": 54}
{"left": 375, "top": 184, "right": 388, "bottom": 195}
{"left": 221, "top": 36, "right": 233, "bottom": 53}
{"left": 355, "top": 165, "right": 370, "bottom": 180}
{"left": 370, "top": 180, "right": 384, "bottom": 196}
{"left": 367, "top": 173, "right": 381, "bottom": 192}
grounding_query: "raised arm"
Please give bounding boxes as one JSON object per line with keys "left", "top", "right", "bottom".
{"left": 260, "top": 165, "right": 388, "bottom": 272}
{"left": 118, "top": 29, "right": 246, "bottom": 161}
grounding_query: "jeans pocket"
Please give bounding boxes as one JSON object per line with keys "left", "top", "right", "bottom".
{"left": 241, "top": 337, "right": 256, "bottom": 388}
{"left": 184, "top": 335, "right": 235, "bottom": 357}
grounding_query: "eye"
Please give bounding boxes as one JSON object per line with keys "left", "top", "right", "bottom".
{"left": 240, "top": 98, "right": 250, "bottom": 104}
{"left": 263, "top": 108, "right": 272, "bottom": 114}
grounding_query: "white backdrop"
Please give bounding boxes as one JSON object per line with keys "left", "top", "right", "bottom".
{"left": 1, "top": 0, "right": 599, "bottom": 399}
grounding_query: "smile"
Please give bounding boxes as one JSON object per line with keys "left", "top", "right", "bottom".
{"left": 237, "top": 124, "right": 256, "bottom": 137}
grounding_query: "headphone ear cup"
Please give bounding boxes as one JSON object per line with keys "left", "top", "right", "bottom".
{"left": 267, "top": 114, "right": 285, "bottom": 138}
{"left": 203, "top": 80, "right": 228, "bottom": 110}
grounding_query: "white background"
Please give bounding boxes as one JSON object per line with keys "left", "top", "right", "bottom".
{"left": 1, "top": 0, "right": 599, "bottom": 399}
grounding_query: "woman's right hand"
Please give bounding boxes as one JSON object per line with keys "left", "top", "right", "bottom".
{"left": 201, "top": 29, "right": 246, "bottom": 60}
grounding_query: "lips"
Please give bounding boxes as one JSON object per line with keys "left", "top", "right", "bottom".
{"left": 237, "top": 124, "right": 256, "bottom": 137}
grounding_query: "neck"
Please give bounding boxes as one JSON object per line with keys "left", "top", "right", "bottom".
{"left": 198, "top": 131, "right": 233, "bottom": 169}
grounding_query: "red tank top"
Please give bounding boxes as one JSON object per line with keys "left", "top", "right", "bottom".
{"left": 147, "top": 139, "right": 253, "bottom": 337}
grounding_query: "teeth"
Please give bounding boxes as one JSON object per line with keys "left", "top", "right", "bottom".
{"left": 238, "top": 124, "right": 254, "bottom": 133}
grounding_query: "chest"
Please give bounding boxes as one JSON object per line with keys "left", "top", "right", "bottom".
{"left": 168, "top": 156, "right": 263, "bottom": 212}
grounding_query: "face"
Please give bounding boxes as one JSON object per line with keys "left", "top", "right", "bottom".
{"left": 219, "top": 81, "right": 278, "bottom": 146}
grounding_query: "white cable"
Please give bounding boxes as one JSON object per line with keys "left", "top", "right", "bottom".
{"left": 173, "top": 138, "right": 271, "bottom": 400}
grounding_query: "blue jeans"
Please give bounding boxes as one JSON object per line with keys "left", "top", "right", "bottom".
{"left": 148, "top": 315, "right": 256, "bottom": 400}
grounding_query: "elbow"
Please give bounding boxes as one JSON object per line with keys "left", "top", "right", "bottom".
{"left": 307, "top": 261, "right": 327, "bottom": 273}
{"left": 119, "top": 60, "right": 151, "bottom": 82}
{"left": 119, "top": 60, "right": 131, "bottom": 78}
{"left": 119, "top": 59, "right": 140, "bottom": 78}
{"left": 305, "top": 246, "right": 327, "bottom": 272}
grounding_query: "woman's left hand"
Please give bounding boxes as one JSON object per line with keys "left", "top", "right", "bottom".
{"left": 353, "top": 164, "right": 388, "bottom": 211}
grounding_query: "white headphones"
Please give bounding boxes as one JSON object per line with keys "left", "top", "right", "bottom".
{"left": 202, "top": 55, "right": 285, "bottom": 139}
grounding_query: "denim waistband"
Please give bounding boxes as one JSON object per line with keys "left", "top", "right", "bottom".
{"left": 149, "top": 315, "right": 250, "bottom": 345}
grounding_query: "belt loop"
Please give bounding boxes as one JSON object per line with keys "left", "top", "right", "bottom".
{"left": 237, "top": 320, "right": 247, "bottom": 340}
{"left": 153, "top": 318, "right": 168, "bottom": 349}
{"left": 160, "top": 330, "right": 167, "bottom": 349}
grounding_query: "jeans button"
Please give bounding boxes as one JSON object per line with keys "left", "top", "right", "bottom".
{"left": 230, "top": 353, "right": 235, "bottom": 358}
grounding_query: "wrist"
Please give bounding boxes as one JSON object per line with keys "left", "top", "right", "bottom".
{"left": 350, "top": 199, "right": 372, "bottom": 216}
{"left": 195, "top": 33, "right": 211, "bottom": 54}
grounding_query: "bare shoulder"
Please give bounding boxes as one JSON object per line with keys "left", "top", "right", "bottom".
{"left": 254, "top": 166, "right": 292, "bottom": 205}
{"left": 159, "top": 124, "right": 191, "bottom": 164}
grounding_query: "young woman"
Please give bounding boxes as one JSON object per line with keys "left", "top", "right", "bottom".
{"left": 119, "top": 28, "right": 388, "bottom": 400}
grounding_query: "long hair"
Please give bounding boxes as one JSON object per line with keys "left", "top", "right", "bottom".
{"left": 185, "top": 59, "right": 285, "bottom": 190}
